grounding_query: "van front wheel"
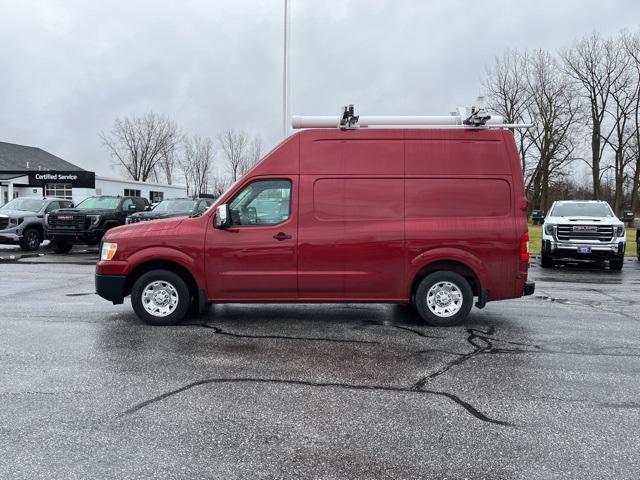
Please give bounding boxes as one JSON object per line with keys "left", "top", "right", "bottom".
{"left": 414, "top": 271, "right": 473, "bottom": 327}
{"left": 131, "top": 270, "right": 190, "bottom": 326}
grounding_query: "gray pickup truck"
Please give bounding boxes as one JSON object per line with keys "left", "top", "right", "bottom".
{"left": 0, "top": 197, "right": 74, "bottom": 251}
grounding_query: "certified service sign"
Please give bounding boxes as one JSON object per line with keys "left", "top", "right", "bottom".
{"left": 27, "top": 171, "right": 95, "bottom": 188}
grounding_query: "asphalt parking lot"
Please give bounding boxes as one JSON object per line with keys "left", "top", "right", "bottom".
{"left": 1, "top": 248, "right": 639, "bottom": 479}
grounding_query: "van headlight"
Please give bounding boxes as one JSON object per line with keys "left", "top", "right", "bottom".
{"left": 100, "top": 242, "right": 118, "bottom": 261}
{"left": 88, "top": 215, "right": 101, "bottom": 225}
{"left": 544, "top": 223, "right": 556, "bottom": 236}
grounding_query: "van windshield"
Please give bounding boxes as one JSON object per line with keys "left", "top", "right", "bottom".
{"left": 550, "top": 202, "right": 613, "bottom": 217}
{"left": 76, "top": 197, "right": 119, "bottom": 209}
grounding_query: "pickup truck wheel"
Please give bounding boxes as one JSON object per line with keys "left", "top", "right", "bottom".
{"left": 540, "top": 252, "right": 553, "bottom": 268}
{"left": 131, "top": 270, "right": 190, "bottom": 326}
{"left": 609, "top": 256, "right": 624, "bottom": 271}
{"left": 413, "top": 271, "right": 473, "bottom": 326}
{"left": 50, "top": 239, "right": 72, "bottom": 254}
{"left": 19, "top": 228, "right": 41, "bottom": 251}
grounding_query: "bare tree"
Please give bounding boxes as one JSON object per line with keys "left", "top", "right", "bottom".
{"left": 483, "top": 49, "right": 535, "bottom": 172}
{"left": 180, "top": 135, "right": 215, "bottom": 196}
{"left": 100, "top": 112, "right": 180, "bottom": 182}
{"left": 560, "top": 32, "right": 624, "bottom": 200}
{"left": 158, "top": 142, "right": 180, "bottom": 185}
{"left": 219, "top": 129, "right": 248, "bottom": 182}
{"left": 240, "top": 135, "right": 263, "bottom": 176}
{"left": 600, "top": 34, "right": 638, "bottom": 214}
{"left": 210, "top": 175, "right": 232, "bottom": 197}
{"left": 525, "top": 50, "right": 581, "bottom": 212}
{"left": 623, "top": 30, "right": 640, "bottom": 215}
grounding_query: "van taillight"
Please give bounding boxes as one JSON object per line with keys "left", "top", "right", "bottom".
{"left": 520, "top": 232, "right": 529, "bottom": 263}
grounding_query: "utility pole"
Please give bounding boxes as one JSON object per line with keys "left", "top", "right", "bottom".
{"left": 283, "top": 0, "right": 290, "bottom": 138}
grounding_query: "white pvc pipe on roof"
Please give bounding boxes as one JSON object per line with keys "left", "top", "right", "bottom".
{"left": 291, "top": 114, "right": 505, "bottom": 129}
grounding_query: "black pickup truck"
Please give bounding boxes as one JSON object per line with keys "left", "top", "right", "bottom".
{"left": 46, "top": 195, "right": 149, "bottom": 253}
{"left": 126, "top": 196, "right": 216, "bottom": 224}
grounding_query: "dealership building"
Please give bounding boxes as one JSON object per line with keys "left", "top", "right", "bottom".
{"left": 0, "top": 141, "right": 187, "bottom": 206}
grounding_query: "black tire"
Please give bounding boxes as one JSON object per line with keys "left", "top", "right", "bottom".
{"left": 609, "top": 256, "right": 624, "bottom": 271}
{"left": 50, "top": 239, "right": 72, "bottom": 254}
{"left": 131, "top": 269, "right": 190, "bottom": 326}
{"left": 413, "top": 271, "right": 473, "bottom": 327}
{"left": 19, "top": 228, "right": 42, "bottom": 251}
{"left": 540, "top": 251, "right": 553, "bottom": 268}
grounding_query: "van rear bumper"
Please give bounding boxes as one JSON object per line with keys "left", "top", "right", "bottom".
{"left": 524, "top": 280, "right": 535, "bottom": 296}
{"left": 95, "top": 274, "right": 126, "bottom": 305}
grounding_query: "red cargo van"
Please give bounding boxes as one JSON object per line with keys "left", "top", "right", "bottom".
{"left": 95, "top": 127, "right": 534, "bottom": 326}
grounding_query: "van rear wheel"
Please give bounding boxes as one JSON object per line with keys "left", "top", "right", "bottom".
{"left": 413, "top": 271, "right": 473, "bottom": 326}
{"left": 131, "top": 269, "right": 190, "bottom": 326}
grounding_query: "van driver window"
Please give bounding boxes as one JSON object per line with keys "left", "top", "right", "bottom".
{"left": 229, "top": 179, "right": 291, "bottom": 226}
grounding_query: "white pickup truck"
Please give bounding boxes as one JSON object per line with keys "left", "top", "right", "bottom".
{"left": 541, "top": 200, "right": 626, "bottom": 270}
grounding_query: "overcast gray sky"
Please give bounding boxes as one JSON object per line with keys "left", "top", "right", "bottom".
{"left": 1, "top": 0, "right": 639, "bottom": 176}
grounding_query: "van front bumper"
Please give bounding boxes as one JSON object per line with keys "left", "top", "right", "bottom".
{"left": 95, "top": 274, "right": 126, "bottom": 305}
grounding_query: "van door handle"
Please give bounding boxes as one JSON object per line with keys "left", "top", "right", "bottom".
{"left": 273, "top": 232, "right": 292, "bottom": 241}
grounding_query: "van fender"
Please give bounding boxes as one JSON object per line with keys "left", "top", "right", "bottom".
{"left": 408, "top": 247, "right": 488, "bottom": 295}
{"left": 125, "top": 246, "right": 204, "bottom": 289}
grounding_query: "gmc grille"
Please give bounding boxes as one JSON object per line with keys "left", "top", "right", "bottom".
{"left": 0, "top": 218, "right": 8, "bottom": 229}
{"left": 48, "top": 214, "right": 88, "bottom": 231}
{"left": 556, "top": 224, "right": 613, "bottom": 242}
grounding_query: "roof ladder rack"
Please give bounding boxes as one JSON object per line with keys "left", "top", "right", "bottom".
{"left": 292, "top": 98, "right": 533, "bottom": 130}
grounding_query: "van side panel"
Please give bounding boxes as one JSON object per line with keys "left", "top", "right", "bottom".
{"left": 300, "top": 129, "right": 403, "bottom": 175}
{"left": 404, "top": 130, "right": 517, "bottom": 301}
{"left": 405, "top": 130, "right": 510, "bottom": 176}
{"left": 298, "top": 132, "right": 406, "bottom": 300}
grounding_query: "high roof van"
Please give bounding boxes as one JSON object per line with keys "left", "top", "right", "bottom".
{"left": 95, "top": 127, "right": 534, "bottom": 326}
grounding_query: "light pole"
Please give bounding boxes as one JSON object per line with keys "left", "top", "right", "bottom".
{"left": 282, "top": 0, "right": 290, "bottom": 138}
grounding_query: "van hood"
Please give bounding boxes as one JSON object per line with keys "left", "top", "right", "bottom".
{"left": 110, "top": 216, "right": 186, "bottom": 237}
{"left": 130, "top": 211, "right": 189, "bottom": 220}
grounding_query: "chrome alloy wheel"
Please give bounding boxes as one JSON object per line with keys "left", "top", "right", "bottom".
{"left": 142, "top": 280, "right": 179, "bottom": 317}
{"left": 426, "top": 281, "right": 463, "bottom": 318}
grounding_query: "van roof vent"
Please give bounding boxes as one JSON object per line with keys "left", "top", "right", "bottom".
{"left": 292, "top": 98, "right": 533, "bottom": 130}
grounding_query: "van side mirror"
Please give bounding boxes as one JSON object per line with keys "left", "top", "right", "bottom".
{"left": 214, "top": 204, "right": 231, "bottom": 229}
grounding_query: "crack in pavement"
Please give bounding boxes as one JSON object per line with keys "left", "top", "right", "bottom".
{"left": 533, "top": 290, "right": 638, "bottom": 322}
{"left": 182, "top": 323, "right": 380, "bottom": 345}
{"left": 354, "top": 319, "right": 445, "bottom": 339}
{"left": 120, "top": 376, "right": 514, "bottom": 427}
{"left": 387, "top": 324, "right": 445, "bottom": 339}
{"left": 411, "top": 326, "right": 497, "bottom": 390}
{"left": 412, "top": 324, "right": 640, "bottom": 389}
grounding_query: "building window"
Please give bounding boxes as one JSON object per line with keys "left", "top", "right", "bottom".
{"left": 45, "top": 183, "right": 73, "bottom": 200}
{"left": 149, "top": 191, "right": 164, "bottom": 203}
{"left": 124, "top": 188, "right": 141, "bottom": 197}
